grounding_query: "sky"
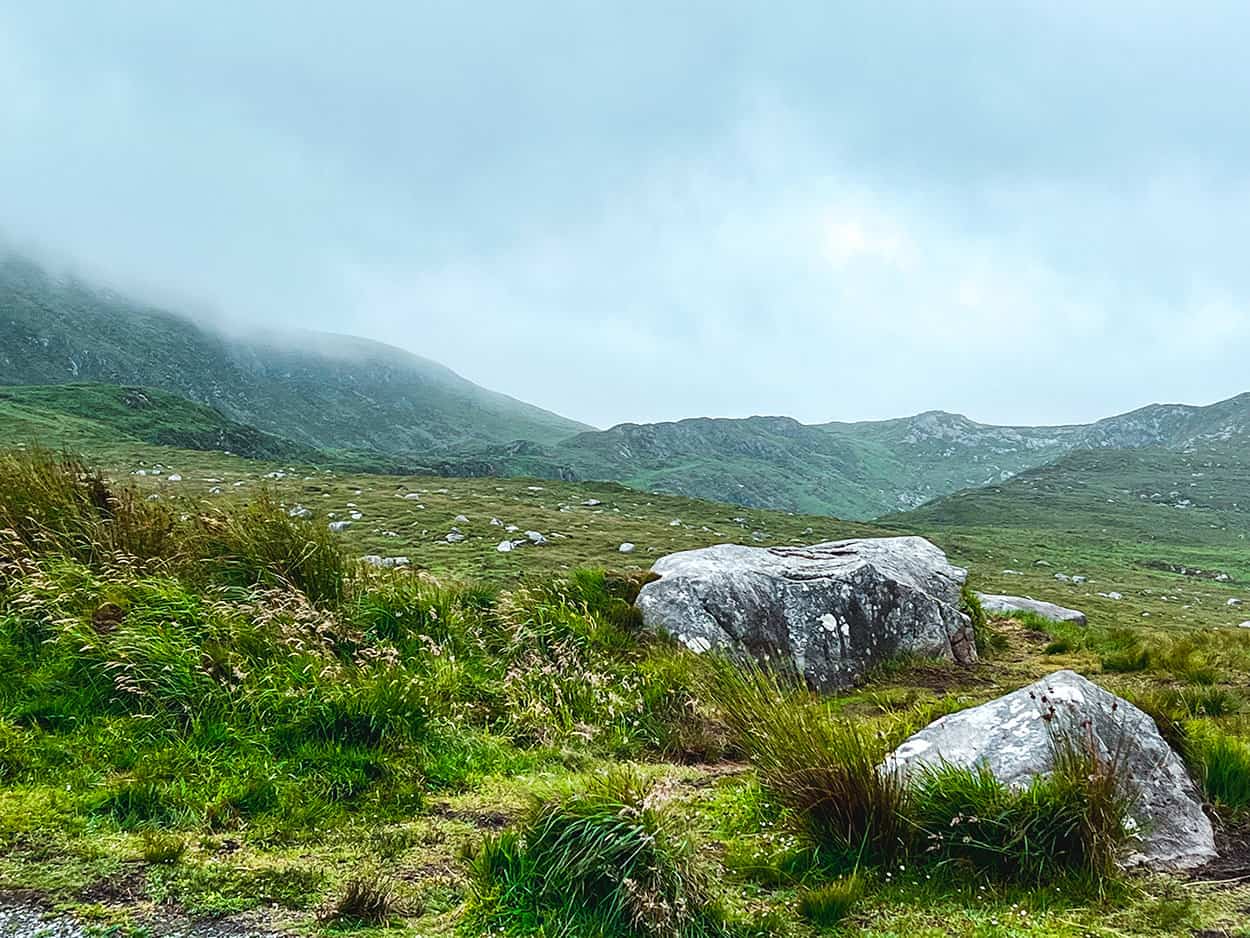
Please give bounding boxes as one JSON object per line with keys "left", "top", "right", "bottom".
{"left": 3, "top": 2, "right": 1250, "bottom": 430}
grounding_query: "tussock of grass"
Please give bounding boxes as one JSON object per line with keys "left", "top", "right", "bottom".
{"left": 465, "top": 769, "right": 734, "bottom": 938}
{"left": 798, "top": 874, "right": 863, "bottom": 927}
{"left": 321, "top": 874, "right": 401, "bottom": 925}
{"left": 1186, "top": 720, "right": 1250, "bottom": 812}
{"left": 701, "top": 661, "right": 909, "bottom": 866}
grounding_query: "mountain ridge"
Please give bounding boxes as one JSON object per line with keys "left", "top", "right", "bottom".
{"left": 0, "top": 254, "right": 590, "bottom": 454}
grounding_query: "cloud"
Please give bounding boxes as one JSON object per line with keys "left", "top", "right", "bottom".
{"left": 2, "top": 2, "right": 1249, "bottom": 428}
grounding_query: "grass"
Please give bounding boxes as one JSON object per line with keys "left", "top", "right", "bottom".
{"left": 797, "top": 874, "right": 863, "bottom": 927}
{"left": 464, "top": 768, "right": 734, "bottom": 937}
{"left": 2, "top": 446, "right": 1250, "bottom": 936}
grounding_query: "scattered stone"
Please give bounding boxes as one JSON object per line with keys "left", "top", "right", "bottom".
{"left": 446, "top": 529, "right": 465, "bottom": 543}
{"left": 1240, "top": 621, "right": 1250, "bottom": 629}
{"left": 1054, "top": 573, "right": 1072, "bottom": 583}
{"left": 1001, "top": 569, "right": 1023, "bottom": 575}
{"left": 496, "top": 540, "right": 515, "bottom": 553}
{"left": 583, "top": 499, "right": 602, "bottom": 507}
{"left": 454, "top": 514, "right": 470, "bottom": 523}
{"left": 977, "top": 593, "right": 1087, "bottom": 625}
{"left": 525, "top": 531, "right": 548, "bottom": 545}
{"left": 669, "top": 519, "right": 682, "bottom": 527}
{"left": 361, "top": 555, "right": 410, "bottom": 568}
{"left": 1097, "top": 591, "right": 1123, "bottom": 601}
{"left": 349, "top": 511, "right": 363, "bottom": 520}
{"left": 328, "top": 521, "right": 352, "bottom": 533}
{"left": 1034, "top": 559, "right": 1052, "bottom": 567}
{"left": 490, "top": 517, "right": 503, "bottom": 526}
{"left": 885, "top": 670, "right": 1216, "bottom": 870}
{"left": 208, "top": 486, "right": 222, "bottom": 495}
{"left": 287, "top": 505, "right": 312, "bottom": 519}
{"left": 1072, "top": 575, "right": 1087, "bottom": 584}
{"left": 618, "top": 542, "right": 636, "bottom": 554}
{"left": 404, "top": 493, "right": 423, "bottom": 500}
{"left": 1227, "top": 598, "right": 1242, "bottom": 606}
{"left": 166, "top": 473, "right": 182, "bottom": 482}
{"left": 637, "top": 537, "right": 975, "bottom": 691}
{"left": 505, "top": 524, "right": 520, "bottom": 533}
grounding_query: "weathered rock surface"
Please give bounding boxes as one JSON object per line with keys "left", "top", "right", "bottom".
{"left": 886, "top": 669, "right": 1216, "bottom": 870}
{"left": 636, "top": 536, "right": 975, "bottom": 691}
{"left": 977, "top": 593, "right": 1087, "bottom": 625}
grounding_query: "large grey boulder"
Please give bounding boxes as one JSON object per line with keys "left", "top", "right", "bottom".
{"left": 636, "top": 536, "right": 975, "bottom": 691}
{"left": 977, "top": 593, "right": 1087, "bottom": 625}
{"left": 885, "top": 670, "right": 1215, "bottom": 870}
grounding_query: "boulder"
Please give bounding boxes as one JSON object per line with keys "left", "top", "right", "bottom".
{"left": 885, "top": 670, "right": 1216, "bottom": 870}
{"left": 635, "top": 536, "right": 975, "bottom": 691}
{"left": 977, "top": 593, "right": 1087, "bottom": 625}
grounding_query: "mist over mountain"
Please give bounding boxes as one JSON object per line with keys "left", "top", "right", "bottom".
{"left": 5, "top": 252, "right": 1248, "bottom": 521}
{"left": 0, "top": 254, "right": 589, "bottom": 454}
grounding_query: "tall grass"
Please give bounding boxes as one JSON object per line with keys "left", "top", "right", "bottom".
{"left": 701, "top": 661, "right": 909, "bottom": 866}
{"left": 1185, "top": 720, "right": 1250, "bottom": 812}
{"left": 466, "top": 769, "right": 733, "bottom": 938}
{"left": 0, "top": 449, "right": 177, "bottom": 566}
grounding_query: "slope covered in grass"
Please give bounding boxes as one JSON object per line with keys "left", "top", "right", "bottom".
{"left": 0, "top": 255, "right": 589, "bottom": 453}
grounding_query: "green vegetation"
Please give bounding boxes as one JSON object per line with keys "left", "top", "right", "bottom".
{"left": 1, "top": 255, "right": 589, "bottom": 453}
{"left": 3, "top": 433, "right": 1250, "bottom": 935}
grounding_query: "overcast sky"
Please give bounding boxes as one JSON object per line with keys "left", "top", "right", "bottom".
{"left": 3, "top": 3, "right": 1249, "bottom": 429}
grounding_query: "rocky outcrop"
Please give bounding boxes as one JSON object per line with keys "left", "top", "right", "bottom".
{"left": 885, "top": 670, "right": 1216, "bottom": 870}
{"left": 977, "top": 593, "right": 1087, "bottom": 625}
{"left": 635, "top": 536, "right": 975, "bottom": 691}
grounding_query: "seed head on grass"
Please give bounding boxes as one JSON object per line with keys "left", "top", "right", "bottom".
{"left": 699, "top": 660, "right": 909, "bottom": 865}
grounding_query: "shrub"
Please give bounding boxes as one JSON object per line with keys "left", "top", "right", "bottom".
{"left": 701, "top": 661, "right": 908, "bottom": 866}
{"left": 466, "top": 769, "right": 728, "bottom": 938}
{"left": 798, "top": 874, "right": 863, "bottom": 928}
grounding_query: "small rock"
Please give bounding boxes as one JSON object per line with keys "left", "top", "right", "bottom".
{"left": 167, "top": 473, "right": 182, "bottom": 482}
{"left": 526, "top": 531, "right": 548, "bottom": 545}
{"left": 328, "top": 521, "right": 352, "bottom": 533}
{"left": 455, "top": 514, "right": 470, "bottom": 524}
{"left": 496, "top": 540, "right": 515, "bottom": 553}
{"left": 446, "top": 532, "right": 466, "bottom": 543}
{"left": 618, "top": 542, "right": 636, "bottom": 553}
{"left": 288, "top": 505, "right": 312, "bottom": 519}
{"left": 490, "top": 518, "right": 503, "bottom": 526}
{"left": 583, "top": 499, "right": 602, "bottom": 507}
{"left": 1227, "top": 598, "right": 1242, "bottom": 607}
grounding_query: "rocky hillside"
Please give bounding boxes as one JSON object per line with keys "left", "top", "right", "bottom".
{"left": 428, "top": 398, "right": 1250, "bottom": 520}
{"left": 0, "top": 255, "right": 589, "bottom": 453}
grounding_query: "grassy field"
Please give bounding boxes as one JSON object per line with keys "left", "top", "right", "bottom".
{"left": 1, "top": 436, "right": 1249, "bottom": 937}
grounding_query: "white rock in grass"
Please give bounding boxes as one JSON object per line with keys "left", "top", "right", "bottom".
{"left": 583, "top": 499, "right": 602, "bottom": 507}
{"left": 618, "top": 542, "right": 636, "bottom": 554}
{"left": 288, "top": 505, "right": 313, "bottom": 519}
{"left": 446, "top": 530, "right": 465, "bottom": 543}
{"left": 496, "top": 540, "right": 515, "bottom": 553}
{"left": 328, "top": 521, "right": 352, "bottom": 533}
{"left": 404, "top": 493, "right": 423, "bottom": 500}
{"left": 525, "top": 531, "right": 548, "bottom": 545}
{"left": 362, "top": 555, "right": 410, "bottom": 568}
{"left": 1227, "top": 598, "right": 1242, "bottom": 607}
{"left": 490, "top": 518, "right": 503, "bottom": 526}
{"left": 349, "top": 511, "right": 363, "bottom": 520}
{"left": 885, "top": 670, "right": 1216, "bottom": 870}
{"left": 976, "top": 593, "right": 1087, "bottom": 625}
{"left": 167, "top": 473, "right": 182, "bottom": 482}
{"left": 1239, "top": 621, "right": 1250, "bottom": 629}
{"left": 455, "top": 514, "right": 470, "bottom": 523}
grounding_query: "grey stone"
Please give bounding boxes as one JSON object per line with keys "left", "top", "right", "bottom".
{"left": 885, "top": 670, "right": 1216, "bottom": 870}
{"left": 328, "top": 520, "right": 352, "bottom": 533}
{"left": 525, "top": 530, "right": 548, "bottom": 545}
{"left": 618, "top": 542, "right": 636, "bottom": 553}
{"left": 977, "top": 593, "right": 1087, "bottom": 625}
{"left": 636, "top": 536, "right": 975, "bottom": 691}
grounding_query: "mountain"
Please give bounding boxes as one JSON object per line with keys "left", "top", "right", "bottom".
{"left": 429, "top": 397, "right": 1250, "bottom": 520}
{"left": 0, "top": 384, "right": 321, "bottom": 462}
{"left": 0, "top": 255, "right": 589, "bottom": 453}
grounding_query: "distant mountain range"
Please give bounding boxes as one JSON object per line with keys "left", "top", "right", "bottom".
{"left": 428, "top": 396, "right": 1250, "bottom": 519}
{"left": 4, "top": 253, "right": 1249, "bottom": 520}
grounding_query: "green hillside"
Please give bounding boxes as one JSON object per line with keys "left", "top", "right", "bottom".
{"left": 0, "top": 255, "right": 589, "bottom": 453}
{"left": 431, "top": 400, "right": 1250, "bottom": 520}
{"left": 0, "top": 384, "right": 321, "bottom": 462}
